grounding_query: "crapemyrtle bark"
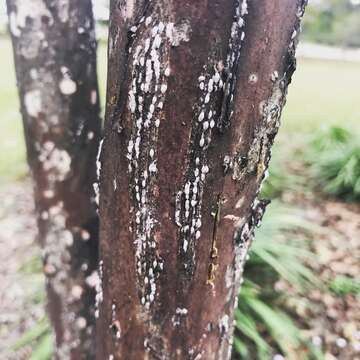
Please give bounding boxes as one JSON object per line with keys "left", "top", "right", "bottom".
{"left": 7, "top": 1, "right": 101, "bottom": 358}
{"left": 98, "top": 0, "right": 307, "bottom": 359}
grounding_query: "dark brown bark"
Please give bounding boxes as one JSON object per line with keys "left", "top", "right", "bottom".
{"left": 6, "top": 1, "right": 101, "bottom": 358}
{"left": 98, "top": 1, "right": 307, "bottom": 359}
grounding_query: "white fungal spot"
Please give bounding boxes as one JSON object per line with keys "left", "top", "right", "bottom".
{"left": 91, "top": 90, "right": 97, "bottom": 105}
{"left": 176, "top": 307, "right": 188, "bottom": 315}
{"left": 24, "top": 90, "right": 42, "bottom": 117}
{"left": 145, "top": 16, "right": 152, "bottom": 26}
{"left": 76, "top": 317, "right": 87, "bottom": 329}
{"left": 198, "top": 111, "right": 205, "bottom": 122}
{"left": 39, "top": 142, "right": 71, "bottom": 182}
{"left": 166, "top": 21, "right": 191, "bottom": 46}
{"left": 81, "top": 229, "right": 90, "bottom": 241}
{"left": 71, "top": 285, "right": 83, "bottom": 299}
{"left": 59, "top": 78, "right": 77, "bottom": 95}
{"left": 9, "top": 12, "right": 21, "bottom": 37}
{"left": 160, "top": 84, "right": 168, "bottom": 94}
{"left": 43, "top": 189, "right": 55, "bottom": 198}
{"left": 248, "top": 73, "right": 258, "bottom": 83}
{"left": 183, "top": 239, "right": 189, "bottom": 252}
{"left": 271, "top": 70, "right": 279, "bottom": 82}
{"left": 149, "top": 161, "right": 157, "bottom": 173}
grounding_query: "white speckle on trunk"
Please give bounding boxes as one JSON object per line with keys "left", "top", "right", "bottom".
{"left": 59, "top": 78, "right": 77, "bottom": 95}
{"left": 24, "top": 89, "right": 42, "bottom": 117}
{"left": 9, "top": 12, "right": 21, "bottom": 37}
{"left": 166, "top": 21, "right": 191, "bottom": 47}
{"left": 57, "top": 0, "right": 69, "bottom": 23}
{"left": 40, "top": 146, "right": 72, "bottom": 181}
{"left": 91, "top": 90, "right": 97, "bottom": 104}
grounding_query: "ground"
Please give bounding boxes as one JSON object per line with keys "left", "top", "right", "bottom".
{"left": 1, "top": 179, "right": 359, "bottom": 359}
{"left": 0, "top": 181, "right": 44, "bottom": 359}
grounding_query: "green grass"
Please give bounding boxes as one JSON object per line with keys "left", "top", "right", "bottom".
{"left": 306, "top": 125, "right": 360, "bottom": 200}
{"left": 329, "top": 275, "right": 360, "bottom": 297}
{"left": 1, "top": 35, "right": 360, "bottom": 183}
{"left": 282, "top": 58, "right": 360, "bottom": 133}
{"left": 0, "top": 38, "right": 27, "bottom": 184}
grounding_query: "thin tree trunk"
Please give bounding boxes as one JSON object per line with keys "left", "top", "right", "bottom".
{"left": 7, "top": 1, "right": 101, "bottom": 358}
{"left": 98, "top": 0, "right": 307, "bottom": 359}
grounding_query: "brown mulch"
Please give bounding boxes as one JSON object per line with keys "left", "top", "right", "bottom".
{"left": 280, "top": 190, "right": 360, "bottom": 360}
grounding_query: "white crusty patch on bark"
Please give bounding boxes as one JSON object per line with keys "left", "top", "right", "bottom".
{"left": 166, "top": 21, "right": 191, "bottom": 46}
{"left": 93, "top": 139, "right": 104, "bottom": 207}
{"left": 42, "top": 201, "right": 87, "bottom": 358}
{"left": 9, "top": 0, "right": 53, "bottom": 58}
{"left": 56, "top": 0, "right": 70, "bottom": 23}
{"left": 175, "top": 0, "right": 248, "bottom": 276}
{"left": 126, "top": 0, "right": 135, "bottom": 19}
{"left": 174, "top": 66, "right": 221, "bottom": 272}
{"left": 59, "top": 66, "right": 77, "bottom": 95}
{"left": 126, "top": 19, "right": 186, "bottom": 310}
{"left": 39, "top": 141, "right": 72, "bottom": 182}
{"left": 86, "top": 260, "right": 103, "bottom": 318}
{"left": 218, "top": 0, "right": 248, "bottom": 131}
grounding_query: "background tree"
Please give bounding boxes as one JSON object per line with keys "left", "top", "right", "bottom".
{"left": 303, "top": 0, "right": 360, "bottom": 47}
{"left": 6, "top": 1, "right": 101, "bottom": 358}
{"left": 97, "top": 0, "right": 307, "bottom": 359}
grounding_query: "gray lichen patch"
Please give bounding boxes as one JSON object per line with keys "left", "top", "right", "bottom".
{"left": 8, "top": 0, "right": 101, "bottom": 357}
{"left": 230, "top": 77, "right": 287, "bottom": 185}
{"left": 42, "top": 201, "right": 92, "bottom": 358}
{"left": 39, "top": 141, "right": 72, "bottom": 182}
{"left": 8, "top": 0, "right": 53, "bottom": 58}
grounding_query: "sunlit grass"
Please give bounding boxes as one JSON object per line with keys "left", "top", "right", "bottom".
{"left": 282, "top": 57, "right": 360, "bottom": 133}
{"left": 0, "top": 37, "right": 27, "bottom": 184}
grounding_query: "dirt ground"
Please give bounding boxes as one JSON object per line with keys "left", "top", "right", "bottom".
{"left": 0, "top": 181, "right": 359, "bottom": 359}
{"left": 0, "top": 181, "right": 45, "bottom": 359}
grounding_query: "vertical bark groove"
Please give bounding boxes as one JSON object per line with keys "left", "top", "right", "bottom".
{"left": 7, "top": 1, "right": 101, "bottom": 358}
{"left": 98, "top": 0, "right": 307, "bottom": 359}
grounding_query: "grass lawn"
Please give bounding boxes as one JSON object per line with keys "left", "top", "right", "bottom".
{"left": 282, "top": 57, "right": 360, "bottom": 133}
{"left": 0, "top": 36, "right": 359, "bottom": 183}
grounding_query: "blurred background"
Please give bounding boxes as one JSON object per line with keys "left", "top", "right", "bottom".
{"left": 0, "top": 0, "right": 359, "bottom": 359}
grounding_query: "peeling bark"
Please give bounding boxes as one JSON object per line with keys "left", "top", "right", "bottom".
{"left": 98, "top": 0, "right": 307, "bottom": 359}
{"left": 6, "top": 1, "right": 101, "bottom": 358}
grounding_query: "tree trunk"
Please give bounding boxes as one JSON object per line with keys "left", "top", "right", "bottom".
{"left": 98, "top": 0, "right": 306, "bottom": 359}
{"left": 7, "top": 1, "right": 101, "bottom": 358}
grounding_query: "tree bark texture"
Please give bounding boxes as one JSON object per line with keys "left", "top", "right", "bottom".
{"left": 7, "top": 1, "right": 101, "bottom": 358}
{"left": 98, "top": 0, "right": 307, "bottom": 359}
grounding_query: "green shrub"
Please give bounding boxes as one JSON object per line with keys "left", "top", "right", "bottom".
{"left": 329, "top": 275, "right": 360, "bottom": 297}
{"left": 234, "top": 202, "right": 322, "bottom": 359}
{"left": 302, "top": 1, "right": 360, "bottom": 48}
{"left": 308, "top": 126, "right": 360, "bottom": 201}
